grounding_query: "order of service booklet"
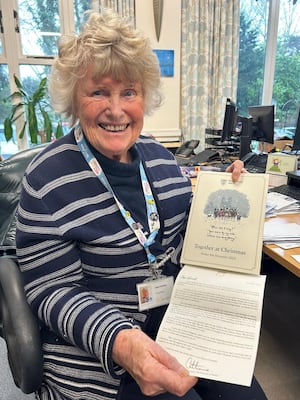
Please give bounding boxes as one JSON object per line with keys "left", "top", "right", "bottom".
{"left": 156, "top": 171, "right": 269, "bottom": 386}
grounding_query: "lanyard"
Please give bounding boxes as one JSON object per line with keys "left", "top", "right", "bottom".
{"left": 74, "top": 125, "right": 160, "bottom": 267}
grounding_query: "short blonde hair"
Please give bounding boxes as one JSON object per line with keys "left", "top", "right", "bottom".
{"left": 49, "top": 10, "right": 162, "bottom": 126}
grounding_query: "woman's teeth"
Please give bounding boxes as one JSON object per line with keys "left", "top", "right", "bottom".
{"left": 99, "top": 123, "right": 129, "bottom": 132}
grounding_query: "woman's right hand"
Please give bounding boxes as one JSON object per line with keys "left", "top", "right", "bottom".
{"left": 112, "top": 328, "right": 198, "bottom": 397}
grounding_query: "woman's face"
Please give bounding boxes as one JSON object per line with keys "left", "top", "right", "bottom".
{"left": 75, "top": 66, "right": 145, "bottom": 162}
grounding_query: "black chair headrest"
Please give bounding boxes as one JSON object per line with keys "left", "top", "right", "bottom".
{"left": 0, "top": 145, "right": 47, "bottom": 252}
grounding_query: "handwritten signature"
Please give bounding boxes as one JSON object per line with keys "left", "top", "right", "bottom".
{"left": 186, "top": 357, "right": 209, "bottom": 373}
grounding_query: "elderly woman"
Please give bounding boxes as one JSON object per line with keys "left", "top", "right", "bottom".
{"left": 16, "top": 9, "right": 264, "bottom": 400}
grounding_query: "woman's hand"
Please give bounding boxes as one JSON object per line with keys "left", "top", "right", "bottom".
{"left": 226, "top": 159, "right": 247, "bottom": 182}
{"left": 112, "top": 328, "right": 198, "bottom": 397}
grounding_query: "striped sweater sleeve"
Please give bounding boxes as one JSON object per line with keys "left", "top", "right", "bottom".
{"left": 16, "top": 154, "right": 136, "bottom": 379}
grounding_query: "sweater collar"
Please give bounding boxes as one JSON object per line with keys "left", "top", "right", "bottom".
{"left": 86, "top": 140, "right": 141, "bottom": 178}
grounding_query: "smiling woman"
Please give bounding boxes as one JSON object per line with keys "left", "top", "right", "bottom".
{"left": 15, "top": 8, "right": 256, "bottom": 400}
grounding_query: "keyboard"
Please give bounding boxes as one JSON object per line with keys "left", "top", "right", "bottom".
{"left": 243, "top": 153, "right": 268, "bottom": 173}
{"left": 246, "top": 164, "right": 266, "bottom": 173}
{"left": 269, "top": 184, "right": 300, "bottom": 201}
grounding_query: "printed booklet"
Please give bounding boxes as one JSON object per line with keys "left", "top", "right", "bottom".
{"left": 156, "top": 171, "right": 269, "bottom": 386}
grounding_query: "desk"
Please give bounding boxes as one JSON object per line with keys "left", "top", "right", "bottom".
{"left": 162, "top": 141, "right": 181, "bottom": 154}
{"left": 263, "top": 213, "right": 300, "bottom": 278}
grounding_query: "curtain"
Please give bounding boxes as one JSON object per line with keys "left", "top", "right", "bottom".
{"left": 181, "top": 0, "right": 240, "bottom": 148}
{"left": 96, "top": 0, "right": 135, "bottom": 23}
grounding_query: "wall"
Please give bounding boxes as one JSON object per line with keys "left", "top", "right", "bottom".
{"left": 135, "top": 0, "right": 181, "bottom": 142}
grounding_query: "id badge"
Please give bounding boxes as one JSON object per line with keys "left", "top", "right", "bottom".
{"left": 137, "top": 276, "right": 174, "bottom": 311}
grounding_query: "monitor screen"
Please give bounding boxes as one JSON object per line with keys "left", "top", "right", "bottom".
{"left": 221, "top": 98, "right": 237, "bottom": 142}
{"left": 248, "top": 105, "right": 274, "bottom": 144}
{"left": 237, "top": 116, "right": 253, "bottom": 159}
{"left": 292, "top": 108, "right": 300, "bottom": 151}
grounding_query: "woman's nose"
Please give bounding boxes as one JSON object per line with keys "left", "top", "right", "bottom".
{"left": 106, "top": 95, "right": 124, "bottom": 118}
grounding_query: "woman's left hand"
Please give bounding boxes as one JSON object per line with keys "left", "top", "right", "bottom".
{"left": 225, "top": 159, "right": 247, "bottom": 182}
{"left": 112, "top": 328, "right": 198, "bottom": 397}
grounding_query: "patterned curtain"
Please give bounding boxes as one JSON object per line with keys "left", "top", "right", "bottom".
{"left": 96, "top": 0, "right": 135, "bottom": 23}
{"left": 181, "top": 0, "right": 240, "bottom": 148}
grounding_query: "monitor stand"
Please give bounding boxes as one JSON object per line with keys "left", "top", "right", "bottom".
{"left": 239, "top": 135, "right": 252, "bottom": 159}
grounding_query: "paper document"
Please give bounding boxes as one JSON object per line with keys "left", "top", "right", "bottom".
{"left": 156, "top": 172, "right": 268, "bottom": 387}
{"left": 264, "top": 218, "right": 300, "bottom": 243}
{"left": 156, "top": 265, "right": 266, "bottom": 386}
{"left": 266, "top": 191, "right": 300, "bottom": 217}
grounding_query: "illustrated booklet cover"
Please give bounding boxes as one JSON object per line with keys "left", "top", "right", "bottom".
{"left": 157, "top": 171, "right": 269, "bottom": 386}
{"left": 181, "top": 171, "right": 269, "bottom": 275}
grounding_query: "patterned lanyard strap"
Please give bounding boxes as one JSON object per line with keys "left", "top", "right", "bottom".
{"left": 74, "top": 125, "right": 161, "bottom": 268}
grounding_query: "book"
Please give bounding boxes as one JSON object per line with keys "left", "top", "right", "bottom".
{"left": 156, "top": 171, "right": 269, "bottom": 386}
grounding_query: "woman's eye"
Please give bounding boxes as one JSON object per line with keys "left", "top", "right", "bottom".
{"left": 92, "top": 89, "right": 106, "bottom": 97}
{"left": 124, "top": 89, "right": 136, "bottom": 97}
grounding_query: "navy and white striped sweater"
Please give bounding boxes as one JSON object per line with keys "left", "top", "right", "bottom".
{"left": 16, "top": 131, "right": 192, "bottom": 400}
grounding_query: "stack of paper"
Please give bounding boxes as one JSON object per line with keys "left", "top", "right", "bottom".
{"left": 264, "top": 218, "right": 300, "bottom": 247}
{"left": 265, "top": 191, "right": 300, "bottom": 217}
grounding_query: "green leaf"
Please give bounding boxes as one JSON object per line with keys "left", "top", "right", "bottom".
{"left": 27, "top": 102, "right": 38, "bottom": 144}
{"left": 39, "top": 77, "right": 47, "bottom": 89}
{"left": 10, "top": 103, "right": 25, "bottom": 121}
{"left": 13, "top": 74, "right": 22, "bottom": 90}
{"left": 32, "top": 77, "right": 48, "bottom": 104}
{"left": 55, "top": 123, "right": 64, "bottom": 139}
{"left": 4, "top": 118, "right": 13, "bottom": 141}
{"left": 33, "top": 86, "right": 46, "bottom": 104}
{"left": 7, "top": 91, "right": 24, "bottom": 101}
{"left": 13, "top": 74, "right": 28, "bottom": 99}
{"left": 18, "top": 122, "right": 27, "bottom": 139}
{"left": 42, "top": 110, "right": 52, "bottom": 142}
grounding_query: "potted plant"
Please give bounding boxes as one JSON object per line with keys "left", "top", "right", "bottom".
{"left": 4, "top": 74, "right": 63, "bottom": 145}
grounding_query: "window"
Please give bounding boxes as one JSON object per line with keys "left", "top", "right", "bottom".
{"left": 237, "top": 0, "right": 300, "bottom": 139}
{"left": 0, "top": 64, "right": 18, "bottom": 158}
{"left": 18, "top": 0, "right": 60, "bottom": 57}
{"left": 1, "top": 0, "right": 299, "bottom": 156}
{"left": 0, "top": 0, "right": 136, "bottom": 158}
{"left": 73, "top": 0, "right": 93, "bottom": 32}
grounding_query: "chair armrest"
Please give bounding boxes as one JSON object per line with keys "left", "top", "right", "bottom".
{"left": 0, "top": 257, "right": 43, "bottom": 394}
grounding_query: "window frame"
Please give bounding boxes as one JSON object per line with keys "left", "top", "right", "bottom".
{"left": 0, "top": 0, "right": 75, "bottom": 150}
{"left": 0, "top": 0, "right": 290, "bottom": 152}
{"left": 262, "top": 0, "right": 280, "bottom": 105}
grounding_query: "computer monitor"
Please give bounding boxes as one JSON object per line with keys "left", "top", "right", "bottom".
{"left": 221, "top": 98, "right": 237, "bottom": 142}
{"left": 248, "top": 105, "right": 275, "bottom": 144}
{"left": 237, "top": 116, "right": 253, "bottom": 159}
{"left": 292, "top": 108, "right": 300, "bottom": 151}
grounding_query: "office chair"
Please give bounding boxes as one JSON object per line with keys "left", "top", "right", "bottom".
{"left": 0, "top": 145, "right": 46, "bottom": 394}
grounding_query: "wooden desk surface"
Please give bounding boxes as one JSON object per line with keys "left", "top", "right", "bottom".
{"left": 263, "top": 213, "right": 300, "bottom": 278}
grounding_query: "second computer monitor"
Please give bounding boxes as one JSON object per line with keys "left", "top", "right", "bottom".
{"left": 221, "top": 98, "right": 237, "bottom": 142}
{"left": 292, "top": 108, "right": 300, "bottom": 151}
{"left": 237, "top": 116, "right": 253, "bottom": 159}
{"left": 248, "top": 104, "right": 275, "bottom": 144}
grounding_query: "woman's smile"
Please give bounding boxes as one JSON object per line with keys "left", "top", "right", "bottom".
{"left": 98, "top": 123, "right": 130, "bottom": 132}
{"left": 75, "top": 71, "right": 145, "bottom": 162}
